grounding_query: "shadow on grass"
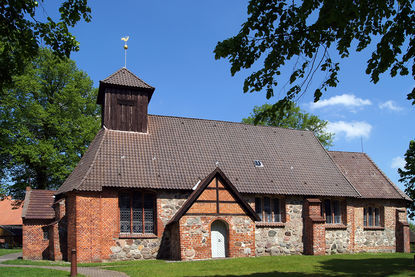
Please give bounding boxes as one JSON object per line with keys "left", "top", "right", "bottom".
{"left": 318, "top": 257, "right": 415, "bottom": 276}
{"left": 184, "top": 257, "right": 415, "bottom": 277}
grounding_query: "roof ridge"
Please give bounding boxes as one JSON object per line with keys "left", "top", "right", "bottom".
{"left": 101, "top": 67, "right": 154, "bottom": 88}
{"left": 317, "top": 137, "right": 361, "bottom": 198}
{"left": 363, "top": 153, "right": 410, "bottom": 201}
{"left": 75, "top": 128, "right": 108, "bottom": 191}
{"left": 148, "top": 114, "right": 314, "bottom": 133}
{"left": 329, "top": 150, "right": 366, "bottom": 154}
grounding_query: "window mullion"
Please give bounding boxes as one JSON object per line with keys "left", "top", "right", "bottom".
{"left": 130, "top": 195, "right": 133, "bottom": 234}
{"left": 142, "top": 193, "right": 145, "bottom": 234}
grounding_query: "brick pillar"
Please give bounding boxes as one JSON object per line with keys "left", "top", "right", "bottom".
{"left": 304, "top": 198, "right": 326, "bottom": 255}
{"left": 396, "top": 209, "right": 410, "bottom": 253}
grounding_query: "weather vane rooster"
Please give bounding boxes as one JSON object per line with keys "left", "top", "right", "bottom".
{"left": 121, "top": 36, "right": 129, "bottom": 68}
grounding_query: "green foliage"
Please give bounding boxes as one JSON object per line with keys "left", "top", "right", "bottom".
{"left": 0, "top": 48, "right": 100, "bottom": 199}
{"left": 399, "top": 140, "right": 415, "bottom": 219}
{"left": 242, "top": 102, "right": 333, "bottom": 148}
{"left": 0, "top": 0, "right": 91, "bottom": 92}
{"left": 214, "top": 0, "right": 415, "bottom": 106}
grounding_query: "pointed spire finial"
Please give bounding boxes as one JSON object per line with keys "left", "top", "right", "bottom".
{"left": 121, "top": 36, "right": 129, "bottom": 68}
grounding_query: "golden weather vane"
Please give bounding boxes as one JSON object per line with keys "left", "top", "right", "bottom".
{"left": 121, "top": 36, "right": 129, "bottom": 68}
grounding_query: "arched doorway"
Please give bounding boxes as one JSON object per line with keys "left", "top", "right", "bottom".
{"left": 211, "top": 220, "right": 228, "bottom": 258}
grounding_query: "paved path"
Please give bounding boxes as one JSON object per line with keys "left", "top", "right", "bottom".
{"left": 0, "top": 252, "right": 128, "bottom": 277}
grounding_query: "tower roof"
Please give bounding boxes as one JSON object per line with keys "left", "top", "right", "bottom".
{"left": 97, "top": 68, "right": 155, "bottom": 104}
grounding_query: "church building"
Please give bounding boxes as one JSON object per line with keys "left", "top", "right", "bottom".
{"left": 22, "top": 68, "right": 411, "bottom": 262}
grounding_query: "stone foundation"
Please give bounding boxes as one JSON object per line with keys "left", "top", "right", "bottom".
{"left": 110, "top": 238, "right": 161, "bottom": 260}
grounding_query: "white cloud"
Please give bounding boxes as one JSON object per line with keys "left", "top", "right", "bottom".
{"left": 391, "top": 156, "right": 405, "bottom": 169}
{"left": 310, "top": 94, "right": 372, "bottom": 109}
{"left": 326, "top": 121, "right": 372, "bottom": 139}
{"left": 379, "top": 100, "right": 403, "bottom": 111}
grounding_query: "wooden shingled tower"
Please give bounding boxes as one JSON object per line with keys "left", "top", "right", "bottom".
{"left": 97, "top": 68, "right": 155, "bottom": 132}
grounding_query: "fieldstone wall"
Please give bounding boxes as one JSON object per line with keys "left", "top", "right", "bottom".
{"left": 248, "top": 196, "right": 304, "bottom": 256}
{"left": 158, "top": 191, "right": 189, "bottom": 226}
{"left": 110, "top": 238, "right": 161, "bottom": 260}
{"left": 325, "top": 229, "right": 350, "bottom": 254}
{"left": 351, "top": 199, "right": 401, "bottom": 253}
{"left": 353, "top": 227, "right": 395, "bottom": 252}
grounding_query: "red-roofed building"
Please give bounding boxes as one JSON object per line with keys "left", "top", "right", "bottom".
{"left": 22, "top": 68, "right": 411, "bottom": 262}
{"left": 0, "top": 196, "right": 23, "bottom": 248}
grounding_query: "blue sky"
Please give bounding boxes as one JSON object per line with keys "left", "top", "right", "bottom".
{"left": 43, "top": 1, "right": 414, "bottom": 193}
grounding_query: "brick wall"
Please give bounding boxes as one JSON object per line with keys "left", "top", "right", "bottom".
{"left": 179, "top": 215, "right": 255, "bottom": 260}
{"left": 67, "top": 189, "right": 189, "bottom": 262}
{"left": 22, "top": 219, "right": 52, "bottom": 260}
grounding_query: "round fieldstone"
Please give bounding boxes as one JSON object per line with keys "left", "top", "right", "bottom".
{"left": 185, "top": 249, "right": 195, "bottom": 257}
{"left": 143, "top": 253, "right": 152, "bottom": 259}
{"left": 268, "top": 230, "right": 277, "bottom": 237}
{"left": 111, "top": 246, "right": 121, "bottom": 253}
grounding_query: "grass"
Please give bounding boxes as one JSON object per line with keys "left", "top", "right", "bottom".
{"left": 0, "top": 267, "right": 80, "bottom": 277}
{"left": 2, "top": 259, "right": 70, "bottom": 266}
{"left": 3, "top": 253, "right": 415, "bottom": 276}
{"left": 0, "top": 248, "right": 21, "bottom": 256}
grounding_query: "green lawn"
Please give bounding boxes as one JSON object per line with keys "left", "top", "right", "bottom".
{"left": 0, "top": 248, "right": 21, "bottom": 256}
{"left": 0, "top": 267, "right": 76, "bottom": 277}
{"left": 3, "top": 253, "right": 415, "bottom": 276}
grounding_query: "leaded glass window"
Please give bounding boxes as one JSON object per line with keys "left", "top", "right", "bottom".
{"left": 375, "top": 208, "right": 380, "bottom": 226}
{"left": 255, "top": 197, "right": 284, "bottom": 223}
{"left": 323, "top": 199, "right": 342, "bottom": 224}
{"left": 255, "top": 198, "right": 262, "bottom": 221}
{"left": 120, "top": 194, "right": 131, "bottom": 233}
{"left": 273, "top": 198, "right": 281, "bottom": 222}
{"left": 132, "top": 193, "right": 143, "bottom": 233}
{"left": 364, "top": 206, "right": 382, "bottom": 227}
{"left": 324, "top": 199, "right": 332, "bottom": 224}
{"left": 264, "top": 197, "right": 271, "bottom": 222}
{"left": 333, "top": 200, "right": 341, "bottom": 224}
{"left": 368, "top": 207, "right": 373, "bottom": 226}
{"left": 144, "top": 196, "right": 154, "bottom": 234}
{"left": 119, "top": 192, "right": 156, "bottom": 235}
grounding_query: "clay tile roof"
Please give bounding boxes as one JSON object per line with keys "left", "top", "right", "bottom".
{"left": 329, "top": 151, "right": 410, "bottom": 200}
{"left": 0, "top": 197, "right": 23, "bottom": 225}
{"left": 97, "top": 68, "right": 155, "bottom": 104}
{"left": 22, "top": 190, "right": 55, "bottom": 220}
{"left": 57, "top": 115, "right": 360, "bottom": 198}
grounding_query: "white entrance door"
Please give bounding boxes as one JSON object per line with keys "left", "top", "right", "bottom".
{"left": 211, "top": 220, "right": 227, "bottom": 258}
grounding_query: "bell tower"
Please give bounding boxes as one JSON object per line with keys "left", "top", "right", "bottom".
{"left": 97, "top": 68, "right": 155, "bottom": 132}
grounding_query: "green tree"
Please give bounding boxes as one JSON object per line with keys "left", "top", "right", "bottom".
{"left": 214, "top": 0, "right": 415, "bottom": 106}
{"left": 242, "top": 102, "right": 333, "bottom": 148}
{"left": 0, "top": 48, "right": 100, "bottom": 199}
{"left": 399, "top": 140, "right": 415, "bottom": 219}
{"left": 0, "top": 0, "right": 91, "bottom": 92}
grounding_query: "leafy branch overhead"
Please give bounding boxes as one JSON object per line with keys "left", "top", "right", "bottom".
{"left": 214, "top": 0, "right": 415, "bottom": 105}
{"left": 242, "top": 102, "right": 333, "bottom": 148}
{"left": 399, "top": 140, "right": 415, "bottom": 219}
{"left": 0, "top": 0, "right": 91, "bottom": 91}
